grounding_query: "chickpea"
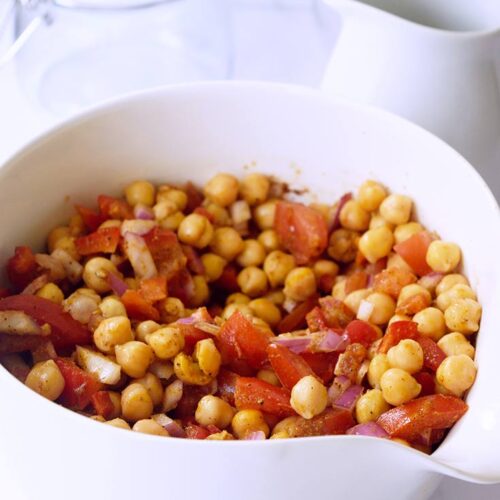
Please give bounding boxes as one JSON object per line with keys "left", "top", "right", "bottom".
{"left": 135, "top": 320, "right": 161, "bottom": 343}
{"left": 36, "top": 283, "right": 64, "bottom": 304}
{"left": 379, "top": 194, "right": 412, "bottom": 225}
{"left": 393, "top": 222, "right": 424, "bottom": 245}
{"left": 265, "top": 290, "right": 286, "bottom": 306}
{"left": 270, "top": 431, "right": 289, "bottom": 440}
{"left": 237, "top": 239, "right": 266, "bottom": 267}
{"left": 133, "top": 373, "right": 163, "bottom": 407}
{"left": 146, "top": 326, "right": 185, "bottom": 360}
{"left": 237, "top": 267, "right": 268, "bottom": 298}
{"left": 263, "top": 250, "right": 296, "bottom": 288}
{"left": 132, "top": 419, "right": 169, "bottom": 436}
{"left": 397, "top": 284, "right": 431, "bottom": 305}
{"left": 387, "top": 253, "right": 414, "bottom": 273}
{"left": 357, "top": 180, "right": 387, "bottom": 211}
{"left": 364, "top": 292, "right": 396, "bottom": 324}
{"left": 437, "top": 332, "right": 475, "bottom": 359}
{"left": 388, "top": 314, "right": 411, "bottom": 326}
{"left": 106, "top": 418, "right": 131, "bottom": 430}
{"left": 222, "top": 303, "right": 253, "bottom": 320}
{"left": 258, "top": 229, "right": 280, "bottom": 252}
{"left": 444, "top": 299, "right": 482, "bottom": 334}
{"left": 53, "top": 236, "right": 80, "bottom": 261}
{"left": 240, "top": 173, "right": 270, "bottom": 205}
{"left": 369, "top": 213, "right": 394, "bottom": 231}
{"left": 204, "top": 203, "right": 231, "bottom": 227}
{"left": 191, "top": 276, "right": 210, "bottom": 307}
{"left": 99, "top": 219, "right": 122, "bottom": 230}
{"left": 226, "top": 293, "right": 251, "bottom": 305}
{"left": 368, "top": 354, "right": 391, "bottom": 388}
{"left": 387, "top": 339, "right": 423, "bottom": 374}
{"left": 178, "top": 213, "right": 214, "bottom": 249}
{"left": 204, "top": 173, "right": 239, "bottom": 207}
{"left": 290, "top": 375, "right": 328, "bottom": 419}
{"left": 160, "top": 212, "right": 185, "bottom": 231}
{"left": 272, "top": 416, "right": 301, "bottom": 437}
{"left": 153, "top": 200, "right": 177, "bottom": 221}
{"left": 380, "top": 368, "right": 421, "bottom": 406}
{"left": 115, "top": 341, "right": 153, "bottom": 378}
{"left": 206, "top": 431, "right": 235, "bottom": 440}
{"left": 125, "top": 180, "right": 155, "bottom": 206}
{"left": 99, "top": 296, "right": 127, "bottom": 318}
{"left": 83, "top": 257, "right": 119, "bottom": 293}
{"left": 358, "top": 226, "right": 394, "bottom": 264}
{"left": 48, "top": 226, "right": 71, "bottom": 253}
{"left": 248, "top": 298, "right": 281, "bottom": 327}
{"left": 436, "top": 284, "right": 476, "bottom": 312}
{"left": 210, "top": 227, "right": 244, "bottom": 261}
{"left": 195, "top": 395, "right": 234, "bottom": 429}
{"left": 257, "top": 369, "right": 280, "bottom": 386}
{"left": 94, "top": 316, "right": 134, "bottom": 353}
{"left": 339, "top": 200, "right": 370, "bottom": 231}
{"left": 161, "top": 298, "right": 185, "bottom": 324}
{"left": 159, "top": 188, "right": 188, "bottom": 212}
{"left": 231, "top": 410, "right": 270, "bottom": 439}
{"left": 328, "top": 229, "right": 359, "bottom": 263}
{"left": 25, "top": 360, "right": 65, "bottom": 401}
{"left": 436, "top": 274, "right": 468, "bottom": 296}
{"left": 355, "top": 389, "right": 391, "bottom": 423}
{"left": 426, "top": 241, "right": 461, "bottom": 273}
{"left": 121, "top": 383, "right": 154, "bottom": 422}
{"left": 412, "top": 307, "right": 446, "bottom": 341}
{"left": 253, "top": 200, "right": 277, "bottom": 231}
{"left": 194, "top": 338, "right": 221, "bottom": 377}
{"left": 344, "top": 288, "right": 371, "bottom": 315}
{"left": 201, "top": 253, "right": 227, "bottom": 282}
{"left": 313, "top": 259, "right": 339, "bottom": 281}
{"left": 284, "top": 267, "right": 316, "bottom": 302}
{"left": 436, "top": 355, "right": 477, "bottom": 396}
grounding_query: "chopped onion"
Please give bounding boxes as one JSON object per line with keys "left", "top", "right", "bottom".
{"left": 245, "top": 430, "right": 266, "bottom": 440}
{"left": 121, "top": 219, "right": 157, "bottom": 236}
{"left": 152, "top": 414, "right": 186, "bottom": 438}
{"left": 357, "top": 300, "right": 374, "bottom": 322}
{"left": 332, "top": 384, "right": 364, "bottom": 411}
{"left": 418, "top": 272, "right": 444, "bottom": 292}
{"left": 76, "top": 345, "right": 121, "bottom": 385}
{"left": 230, "top": 200, "right": 251, "bottom": 225}
{"left": 177, "top": 316, "right": 196, "bottom": 325}
{"left": 22, "top": 274, "right": 49, "bottom": 295}
{"left": 328, "top": 376, "right": 351, "bottom": 403}
{"left": 319, "top": 330, "right": 349, "bottom": 352}
{"left": 329, "top": 192, "right": 353, "bottom": 232}
{"left": 163, "top": 379, "right": 183, "bottom": 412}
{"left": 107, "top": 273, "right": 128, "bottom": 297}
{"left": 65, "top": 294, "right": 99, "bottom": 324}
{"left": 347, "top": 422, "right": 388, "bottom": 438}
{"left": 0, "top": 311, "right": 44, "bottom": 336}
{"left": 283, "top": 298, "right": 298, "bottom": 314}
{"left": 51, "top": 249, "right": 83, "bottom": 284}
{"left": 134, "top": 204, "right": 154, "bottom": 220}
{"left": 272, "top": 336, "right": 312, "bottom": 354}
{"left": 195, "top": 321, "right": 220, "bottom": 336}
{"left": 149, "top": 360, "right": 174, "bottom": 381}
{"left": 35, "top": 253, "right": 66, "bottom": 281}
{"left": 123, "top": 232, "right": 158, "bottom": 280}
{"left": 356, "top": 359, "right": 370, "bottom": 385}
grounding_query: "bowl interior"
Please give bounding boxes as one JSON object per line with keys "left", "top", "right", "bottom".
{"left": 0, "top": 82, "right": 499, "bottom": 481}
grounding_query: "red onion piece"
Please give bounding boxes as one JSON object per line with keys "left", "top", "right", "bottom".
{"left": 347, "top": 422, "right": 388, "bottom": 438}
{"left": 51, "top": 249, "right": 83, "bottom": 284}
{"left": 328, "top": 376, "right": 351, "bottom": 403}
{"left": 134, "top": 204, "right": 154, "bottom": 220}
{"left": 330, "top": 192, "right": 353, "bottom": 232}
{"left": 319, "top": 330, "right": 350, "bottom": 352}
{"left": 107, "top": 273, "right": 128, "bottom": 297}
{"left": 245, "top": 430, "right": 266, "bottom": 440}
{"left": 418, "top": 272, "right": 444, "bottom": 291}
{"left": 152, "top": 413, "right": 187, "bottom": 438}
{"left": 121, "top": 219, "right": 157, "bottom": 236}
{"left": 123, "top": 232, "right": 158, "bottom": 279}
{"left": 22, "top": 274, "right": 49, "bottom": 295}
{"left": 332, "top": 384, "right": 364, "bottom": 411}
{"left": 272, "top": 336, "right": 313, "bottom": 354}
{"left": 177, "top": 316, "right": 196, "bottom": 325}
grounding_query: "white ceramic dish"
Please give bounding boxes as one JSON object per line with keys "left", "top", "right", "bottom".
{"left": 0, "top": 82, "right": 499, "bottom": 500}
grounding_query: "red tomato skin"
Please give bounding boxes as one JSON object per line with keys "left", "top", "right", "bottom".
{"left": 377, "top": 394, "right": 468, "bottom": 440}
{"left": 267, "top": 343, "right": 315, "bottom": 390}
{"left": 75, "top": 205, "right": 106, "bottom": 232}
{"left": 416, "top": 336, "right": 446, "bottom": 372}
{"left": 91, "top": 391, "right": 116, "bottom": 419}
{"left": 217, "top": 369, "right": 240, "bottom": 406}
{"left": 234, "top": 377, "right": 295, "bottom": 418}
{"left": 300, "top": 352, "right": 339, "bottom": 385}
{"left": 345, "top": 320, "right": 379, "bottom": 347}
{"left": 394, "top": 231, "right": 434, "bottom": 277}
{"left": 378, "top": 321, "right": 419, "bottom": 354}
{"left": 274, "top": 201, "right": 328, "bottom": 265}
{"left": 7, "top": 246, "right": 38, "bottom": 290}
{"left": 278, "top": 294, "right": 319, "bottom": 333}
{"left": 306, "top": 307, "right": 328, "bottom": 332}
{"left": 318, "top": 296, "right": 355, "bottom": 329}
{"left": 139, "top": 276, "right": 167, "bottom": 303}
{"left": 143, "top": 227, "right": 186, "bottom": 280}
{"left": 54, "top": 358, "right": 100, "bottom": 410}
{"left": 414, "top": 372, "right": 435, "bottom": 397}
{"left": 97, "top": 195, "right": 133, "bottom": 220}
{"left": 293, "top": 408, "right": 355, "bottom": 437}
{"left": 75, "top": 227, "right": 120, "bottom": 255}
{"left": 0, "top": 295, "right": 91, "bottom": 349}
{"left": 121, "top": 290, "right": 160, "bottom": 321}
{"left": 185, "top": 425, "right": 210, "bottom": 440}
{"left": 344, "top": 271, "right": 368, "bottom": 295}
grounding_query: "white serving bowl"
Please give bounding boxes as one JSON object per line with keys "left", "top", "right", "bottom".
{"left": 0, "top": 82, "right": 499, "bottom": 500}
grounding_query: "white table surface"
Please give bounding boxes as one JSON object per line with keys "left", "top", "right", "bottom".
{"left": 0, "top": 2, "right": 499, "bottom": 498}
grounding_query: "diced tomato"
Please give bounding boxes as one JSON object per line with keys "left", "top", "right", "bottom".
{"left": 139, "top": 276, "right": 167, "bottom": 303}
{"left": 318, "top": 296, "right": 355, "bottom": 329}
{"left": 318, "top": 273, "right": 336, "bottom": 294}
{"left": 0, "top": 295, "right": 91, "bottom": 349}
{"left": 345, "top": 320, "right": 379, "bottom": 347}
{"left": 378, "top": 321, "right": 418, "bottom": 354}
{"left": 373, "top": 267, "right": 417, "bottom": 299}
{"left": 235, "top": 377, "right": 295, "bottom": 418}
{"left": 75, "top": 227, "right": 120, "bottom": 255}
{"left": 344, "top": 270, "right": 368, "bottom": 295}
{"left": 0, "top": 334, "right": 45, "bottom": 355}
{"left": 176, "top": 308, "right": 213, "bottom": 353}
{"left": 267, "top": 343, "right": 315, "bottom": 390}
{"left": 416, "top": 336, "right": 446, "bottom": 372}
{"left": 91, "top": 391, "right": 117, "bottom": 419}
{"left": 278, "top": 294, "right": 319, "bottom": 333}
{"left": 182, "top": 245, "right": 205, "bottom": 275}
{"left": 331, "top": 192, "right": 353, "bottom": 232}
{"left": 412, "top": 428, "right": 445, "bottom": 448}
{"left": 0, "top": 288, "right": 11, "bottom": 299}
{"left": 7, "top": 246, "right": 38, "bottom": 290}
{"left": 306, "top": 306, "right": 328, "bottom": 332}
{"left": 168, "top": 269, "right": 195, "bottom": 306}
{"left": 75, "top": 204, "right": 106, "bottom": 232}
{"left": 185, "top": 424, "right": 211, "bottom": 440}
{"left": 300, "top": 352, "right": 339, "bottom": 384}
{"left": 97, "top": 194, "right": 133, "bottom": 220}
{"left": 365, "top": 257, "right": 388, "bottom": 276}
{"left": 193, "top": 206, "right": 215, "bottom": 223}
{"left": 121, "top": 290, "right": 160, "bottom": 321}
{"left": 396, "top": 293, "right": 430, "bottom": 315}
{"left": 185, "top": 182, "right": 204, "bottom": 214}
{"left": 217, "top": 312, "right": 270, "bottom": 369}
{"left": 217, "top": 369, "right": 240, "bottom": 406}
{"left": 292, "top": 408, "right": 355, "bottom": 437}
{"left": 274, "top": 201, "right": 328, "bottom": 265}
{"left": 213, "top": 264, "right": 239, "bottom": 293}
{"left": 334, "top": 343, "right": 367, "bottom": 382}
{"left": 174, "top": 385, "right": 210, "bottom": 419}
{"left": 414, "top": 372, "right": 435, "bottom": 397}
{"left": 143, "top": 227, "right": 186, "bottom": 280}
{"left": 394, "top": 231, "right": 434, "bottom": 277}
{"left": 377, "top": 394, "right": 468, "bottom": 440}
{"left": 54, "top": 358, "right": 100, "bottom": 410}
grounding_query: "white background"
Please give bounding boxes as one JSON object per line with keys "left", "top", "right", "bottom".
{"left": 0, "top": 1, "right": 499, "bottom": 498}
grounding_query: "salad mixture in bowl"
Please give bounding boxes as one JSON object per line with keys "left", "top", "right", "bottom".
{"left": 0, "top": 173, "right": 479, "bottom": 450}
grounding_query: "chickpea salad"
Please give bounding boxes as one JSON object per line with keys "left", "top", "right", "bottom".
{"left": 0, "top": 175, "right": 479, "bottom": 449}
